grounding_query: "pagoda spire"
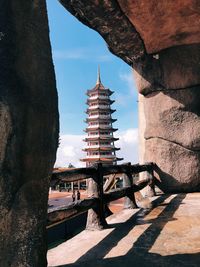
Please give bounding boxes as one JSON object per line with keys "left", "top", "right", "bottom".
{"left": 96, "top": 65, "right": 101, "bottom": 85}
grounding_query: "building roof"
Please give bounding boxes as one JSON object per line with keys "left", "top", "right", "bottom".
{"left": 86, "top": 85, "right": 114, "bottom": 96}
{"left": 83, "top": 136, "right": 119, "bottom": 142}
{"left": 85, "top": 118, "right": 117, "bottom": 123}
{"left": 86, "top": 108, "right": 116, "bottom": 114}
{"left": 86, "top": 98, "right": 115, "bottom": 105}
{"left": 85, "top": 127, "right": 118, "bottom": 132}
{"left": 82, "top": 147, "right": 120, "bottom": 152}
{"left": 80, "top": 157, "right": 123, "bottom": 162}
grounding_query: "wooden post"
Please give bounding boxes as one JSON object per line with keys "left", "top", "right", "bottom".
{"left": 145, "top": 167, "right": 156, "bottom": 197}
{"left": 86, "top": 163, "right": 107, "bottom": 230}
{"left": 123, "top": 163, "right": 137, "bottom": 209}
{"left": 71, "top": 182, "right": 74, "bottom": 191}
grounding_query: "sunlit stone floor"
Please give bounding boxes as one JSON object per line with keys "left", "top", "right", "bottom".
{"left": 48, "top": 193, "right": 200, "bottom": 267}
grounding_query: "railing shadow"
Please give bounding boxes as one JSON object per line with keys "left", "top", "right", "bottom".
{"left": 49, "top": 193, "right": 199, "bottom": 267}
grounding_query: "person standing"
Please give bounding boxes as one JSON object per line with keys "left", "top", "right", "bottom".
{"left": 77, "top": 190, "right": 81, "bottom": 201}
{"left": 72, "top": 190, "right": 76, "bottom": 202}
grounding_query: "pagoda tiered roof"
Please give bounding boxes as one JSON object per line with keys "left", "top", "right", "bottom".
{"left": 86, "top": 83, "right": 114, "bottom": 96}
{"left": 81, "top": 67, "right": 123, "bottom": 165}
{"left": 86, "top": 108, "right": 116, "bottom": 114}
{"left": 84, "top": 127, "right": 118, "bottom": 132}
{"left": 80, "top": 157, "right": 123, "bottom": 163}
{"left": 86, "top": 98, "right": 115, "bottom": 105}
{"left": 85, "top": 117, "right": 117, "bottom": 123}
{"left": 82, "top": 147, "right": 120, "bottom": 152}
{"left": 83, "top": 136, "right": 119, "bottom": 142}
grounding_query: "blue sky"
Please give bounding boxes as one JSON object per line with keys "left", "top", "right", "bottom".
{"left": 46, "top": 1, "right": 139, "bottom": 166}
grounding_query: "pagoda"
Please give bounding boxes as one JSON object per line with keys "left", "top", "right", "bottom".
{"left": 81, "top": 67, "right": 123, "bottom": 167}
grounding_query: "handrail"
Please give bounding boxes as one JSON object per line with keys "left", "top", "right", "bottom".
{"left": 48, "top": 162, "right": 155, "bottom": 229}
{"left": 51, "top": 162, "right": 154, "bottom": 184}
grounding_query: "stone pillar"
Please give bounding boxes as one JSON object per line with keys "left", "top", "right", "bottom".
{"left": 135, "top": 44, "right": 200, "bottom": 193}
{"left": 86, "top": 164, "right": 107, "bottom": 230}
{"left": 0, "top": 1, "right": 58, "bottom": 266}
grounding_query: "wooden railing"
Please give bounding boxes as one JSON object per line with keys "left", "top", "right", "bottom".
{"left": 48, "top": 162, "right": 155, "bottom": 229}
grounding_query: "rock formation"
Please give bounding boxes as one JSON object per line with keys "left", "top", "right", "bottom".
{"left": 1, "top": 0, "right": 200, "bottom": 266}
{"left": 0, "top": 1, "right": 58, "bottom": 266}
{"left": 60, "top": 0, "right": 200, "bottom": 192}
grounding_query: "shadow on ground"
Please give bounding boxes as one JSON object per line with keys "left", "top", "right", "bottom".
{"left": 52, "top": 194, "right": 200, "bottom": 267}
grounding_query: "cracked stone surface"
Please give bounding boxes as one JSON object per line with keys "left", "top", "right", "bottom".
{"left": 47, "top": 193, "right": 200, "bottom": 267}
{"left": 136, "top": 44, "right": 200, "bottom": 192}
{"left": 60, "top": 1, "right": 200, "bottom": 192}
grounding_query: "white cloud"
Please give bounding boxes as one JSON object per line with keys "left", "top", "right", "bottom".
{"left": 55, "top": 134, "right": 85, "bottom": 168}
{"left": 52, "top": 48, "right": 113, "bottom": 62}
{"left": 97, "top": 54, "right": 113, "bottom": 62}
{"left": 53, "top": 49, "right": 86, "bottom": 60}
{"left": 116, "top": 128, "right": 138, "bottom": 164}
{"left": 114, "top": 70, "right": 138, "bottom": 107}
{"left": 55, "top": 128, "right": 138, "bottom": 168}
{"left": 119, "top": 71, "right": 136, "bottom": 96}
{"left": 114, "top": 92, "right": 130, "bottom": 107}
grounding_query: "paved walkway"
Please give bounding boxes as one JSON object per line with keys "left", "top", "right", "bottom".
{"left": 48, "top": 193, "right": 200, "bottom": 267}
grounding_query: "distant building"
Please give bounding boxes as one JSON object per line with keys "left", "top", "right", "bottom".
{"left": 81, "top": 67, "right": 123, "bottom": 166}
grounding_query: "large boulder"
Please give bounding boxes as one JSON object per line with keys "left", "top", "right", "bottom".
{"left": 59, "top": 0, "right": 200, "bottom": 192}
{"left": 0, "top": 1, "right": 58, "bottom": 266}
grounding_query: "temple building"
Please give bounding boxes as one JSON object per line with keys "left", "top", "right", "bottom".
{"left": 81, "top": 68, "right": 123, "bottom": 166}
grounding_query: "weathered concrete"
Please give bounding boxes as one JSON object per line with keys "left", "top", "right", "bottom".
{"left": 48, "top": 193, "right": 200, "bottom": 267}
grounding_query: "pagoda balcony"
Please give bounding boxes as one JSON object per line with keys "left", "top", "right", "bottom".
{"left": 88, "top": 114, "right": 111, "bottom": 120}
{"left": 84, "top": 154, "right": 116, "bottom": 159}
{"left": 86, "top": 133, "right": 114, "bottom": 139}
{"left": 89, "top": 95, "right": 109, "bottom": 100}
{"left": 83, "top": 144, "right": 116, "bottom": 150}
{"left": 85, "top": 117, "right": 117, "bottom": 123}
{"left": 88, "top": 104, "right": 110, "bottom": 110}
{"left": 87, "top": 124, "right": 113, "bottom": 129}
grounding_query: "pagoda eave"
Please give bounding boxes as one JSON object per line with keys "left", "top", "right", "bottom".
{"left": 80, "top": 157, "right": 123, "bottom": 162}
{"left": 86, "top": 99, "right": 115, "bottom": 105}
{"left": 85, "top": 118, "right": 117, "bottom": 123}
{"left": 82, "top": 147, "right": 120, "bottom": 152}
{"left": 83, "top": 137, "right": 119, "bottom": 142}
{"left": 87, "top": 89, "right": 114, "bottom": 96}
{"left": 85, "top": 127, "right": 118, "bottom": 132}
{"left": 86, "top": 108, "right": 116, "bottom": 114}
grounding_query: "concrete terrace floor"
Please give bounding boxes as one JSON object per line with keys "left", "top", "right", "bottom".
{"left": 47, "top": 193, "right": 200, "bottom": 267}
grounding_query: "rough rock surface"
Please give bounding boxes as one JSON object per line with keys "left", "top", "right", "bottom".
{"left": 134, "top": 44, "right": 200, "bottom": 95}
{"left": 1, "top": 1, "right": 200, "bottom": 265}
{"left": 59, "top": 1, "right": 200, "bottom": 193}
{"left": 144, "top": 89, "right": 200, "bottom": 151}
{"left": 135, "top": 44, "right": 200, "bottom": 192}
{"left": 0, "top": 1, "right": 58, "bottom": 266}
{"left": 118, "top": 0, "right": 200, "bottom": 53}
{"left": 145, "top": 138, "right": 200, "bottom": 192}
